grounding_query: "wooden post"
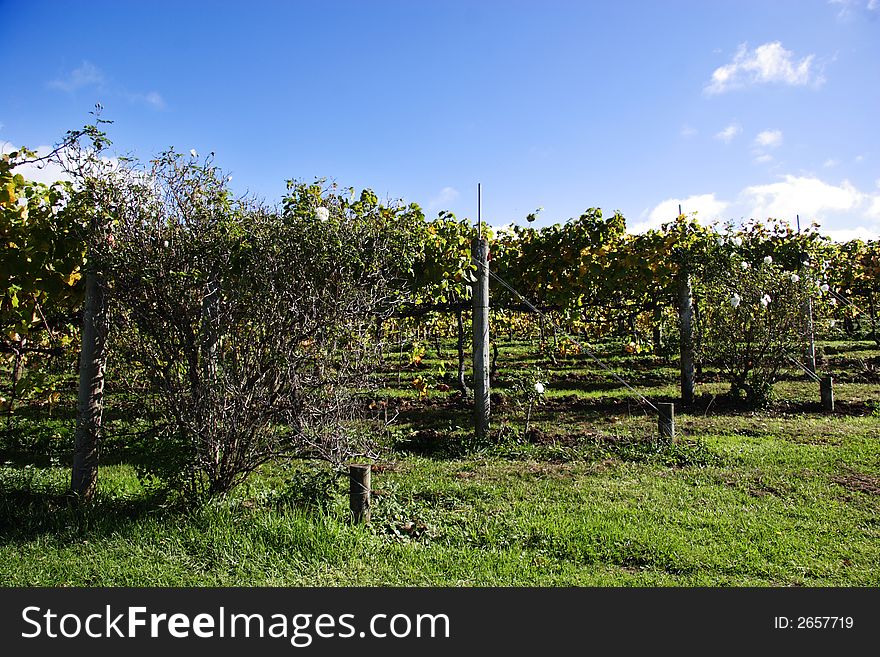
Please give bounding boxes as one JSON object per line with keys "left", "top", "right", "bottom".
{"left": 71, "top": 270, "right": 108, "bottom": 501}
{"left": 349, "top": 464, "right": 371, "bottom": 524}
{"left": 820, "top": 376, "right": 834, "bottom": 412}
{"left": 798, "top": 242, "right": 817, "bottom": 376}
{"left": 678, "top": 273, "right": 695, "bottom": 406}
{"left": 472, "top": 237, "right": 491, "bottom": 441}
{"left": 658, "top": 402, "right": 675, "bottom": 439}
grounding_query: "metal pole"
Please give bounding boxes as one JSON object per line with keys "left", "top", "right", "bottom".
{"left": 478, "top": 182, "right": 482, "bottom": 238}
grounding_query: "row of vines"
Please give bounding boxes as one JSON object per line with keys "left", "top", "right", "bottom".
{"left": 2, "top": 126, "right": 879, "bottom": 499}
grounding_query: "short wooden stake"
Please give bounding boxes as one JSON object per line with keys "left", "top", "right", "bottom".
{"left": 349, "top": 464, "right": 371, "bottom": 524}
{"left": 658, "top": 402, "right": 675, "bottom": 439}
{"left": 820, "top": 376, "right": 834, "bottom": 412}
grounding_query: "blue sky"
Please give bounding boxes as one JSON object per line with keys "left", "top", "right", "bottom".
{"left": 2, "top": 0, "right": 879, "bottom": 239}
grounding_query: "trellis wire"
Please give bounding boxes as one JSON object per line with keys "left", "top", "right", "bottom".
{"left": 471, "top": 256, "right": 662, "bottom": 416}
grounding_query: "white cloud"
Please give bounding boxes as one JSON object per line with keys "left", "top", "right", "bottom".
{"left": 830, "top": 0, "right": 879, "bottom": 17}
{"left": 490, "top": 222, "right": 516, "bottom": 235}
{"left": 823, "top": 158, "right": 840, "bottom": 168}
{"left": 754, "top": 154, "right": 774, "bottom": 164}
{"left": 822, "top": 225, "right": 879, "bottom": 241}
{"left": 680, "top": 124, "right": 697, "bottom": 138}
{"left": 754, "top": 130, "right": 783, "bottom": 148}
{"left": 1, "top": 142, "right": 70, "bottom": 184}
{"left": 829, "top": 0, "right": 855, "bottom": 18}
{"left": 1, "top": 140, "right": 124, "bottom": 187}
{"left": 145, "top": 92, "right": 165, "bottom": 109}
{"left": 427, "top": 186, "right": 460, "bottom": 211}
{"left": 48, "top": 61, "right": 105, "bottom": 92}
{"left": 867, "top": 195, "right": 880, "bottom": 219}
{"left": 48, "top": 61, "right": 164, "bottom": 111}
{"left": 632, "top": 193, "right": 730, "bottom": 233}
{"left": 705, "top": 42, "right": 821, "bottom": 94}
{"left": 742, "top": 175, "right": 864, "bottom": 220}
{"left": 714, "top": 123, "right": 741, "bottom": 143}
{"left": 127, "top": 90, "right": 166, "bottom": 110}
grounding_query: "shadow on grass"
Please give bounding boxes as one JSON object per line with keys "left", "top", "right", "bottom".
{"left": 394, "top": 398, "right": 472, "bottom": 433}
{"left": 391, "top": 428, "right": 477, "bottom": 459}
{"left": 0, "top": 480, "right": 174, "bottom": 546}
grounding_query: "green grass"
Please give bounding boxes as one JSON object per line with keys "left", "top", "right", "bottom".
{"left": 1, "top": 335, "right": 878, "bottom": 586}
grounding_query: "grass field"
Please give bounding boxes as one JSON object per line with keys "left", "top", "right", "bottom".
{"left": 2, "top": 335, "right": 878, "bottom": 586}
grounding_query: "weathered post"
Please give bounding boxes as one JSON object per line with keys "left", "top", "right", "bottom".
{"left": 349, "top": 464, "right": 371, "bottom": 524}
{"left": 658, "top": 402, "right": 675, "bottom": 439}
{"left": 678, "top": 273, "right": 695, "bottom": 406}
{"left": 797, "top": 236, "right": 817, "bottom": 377}
{"left": 820, "top": 376, "right": 834, "bottom": 412}
{"left": 473, "top": 236, "right": 491, "bottom": 441}
{"left": 71, "top": 270, "right": 108, "bottom": 501}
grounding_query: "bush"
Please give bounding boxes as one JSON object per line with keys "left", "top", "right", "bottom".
{"left": 699, "top": 249, "right": 816, "bottom": 407}
{"left": 101, "top": 153, "right": 424, "bottom": 497}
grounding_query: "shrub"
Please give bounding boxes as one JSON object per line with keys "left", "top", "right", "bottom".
{"left": 102, "top": 152, "right": 424, "bottom": 497}
{"left": 699, "top": 249, "right": 816, "bottom": 407}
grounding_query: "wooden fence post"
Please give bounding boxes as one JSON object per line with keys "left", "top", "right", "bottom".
{"left": 820, "top": 376, "right": 834, "bottom": 412}
{"left": 678, "top": 274, "right": 695, "bottom": 406}
{"left": 473, "top": 237, "right": 491, "bottom": 441}
{"left": 658, "top": 402, "right": 675, "bottom": 439}
{"left": 349, "top": 464, "right": 371, "bottom": 524}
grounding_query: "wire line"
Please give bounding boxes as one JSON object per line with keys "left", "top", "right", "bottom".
{"left": 471, "top": 257, "right": 662, "bottom": 415}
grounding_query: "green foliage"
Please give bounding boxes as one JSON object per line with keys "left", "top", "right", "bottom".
{"left": 493, "top": 208, "right": 628, "bottom": 310}
{"left": 699, "top": 238, "right": 817, "bottom": 407}
{"left": 244, "top": 463, "right": 344, "bottom": 512}
{"left": 0, "top": 120, "right": 112, "bottom": 416}
{"left": 0, "top": 151, "right": 85, "bottom": 411}
{"left": 411, "top": 212, "right": 481, "bottom": 304}
{"left": 102, "top": 156, "right": 427, "bottom": 498}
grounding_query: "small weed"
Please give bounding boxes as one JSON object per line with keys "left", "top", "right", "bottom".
{"left": 254, "top": 464, "right": 344, "bottom": 511}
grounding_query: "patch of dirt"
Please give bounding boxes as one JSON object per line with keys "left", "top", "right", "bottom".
{"left": 540, "top": 394, "right": 650, "bottom": 416}
{"left": 490, "top": 392, "right": 508, "bottom": 408}
{"left": 832, "top": 471, "right": 880, "bottom": 496}
{"left": 523, "top": 426, "right": 603, "bottom": 446}
{"left": 718, "top": 471, "right": 792, "bottom": 498}
{"left": 369, "top": 462, "right": 400, "bottom": 474}
{"left": 774, "top": 399, "right": 875, "bottom": 417}
{"left": 393, "top": 429, "right": 465, "bottom": 457}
